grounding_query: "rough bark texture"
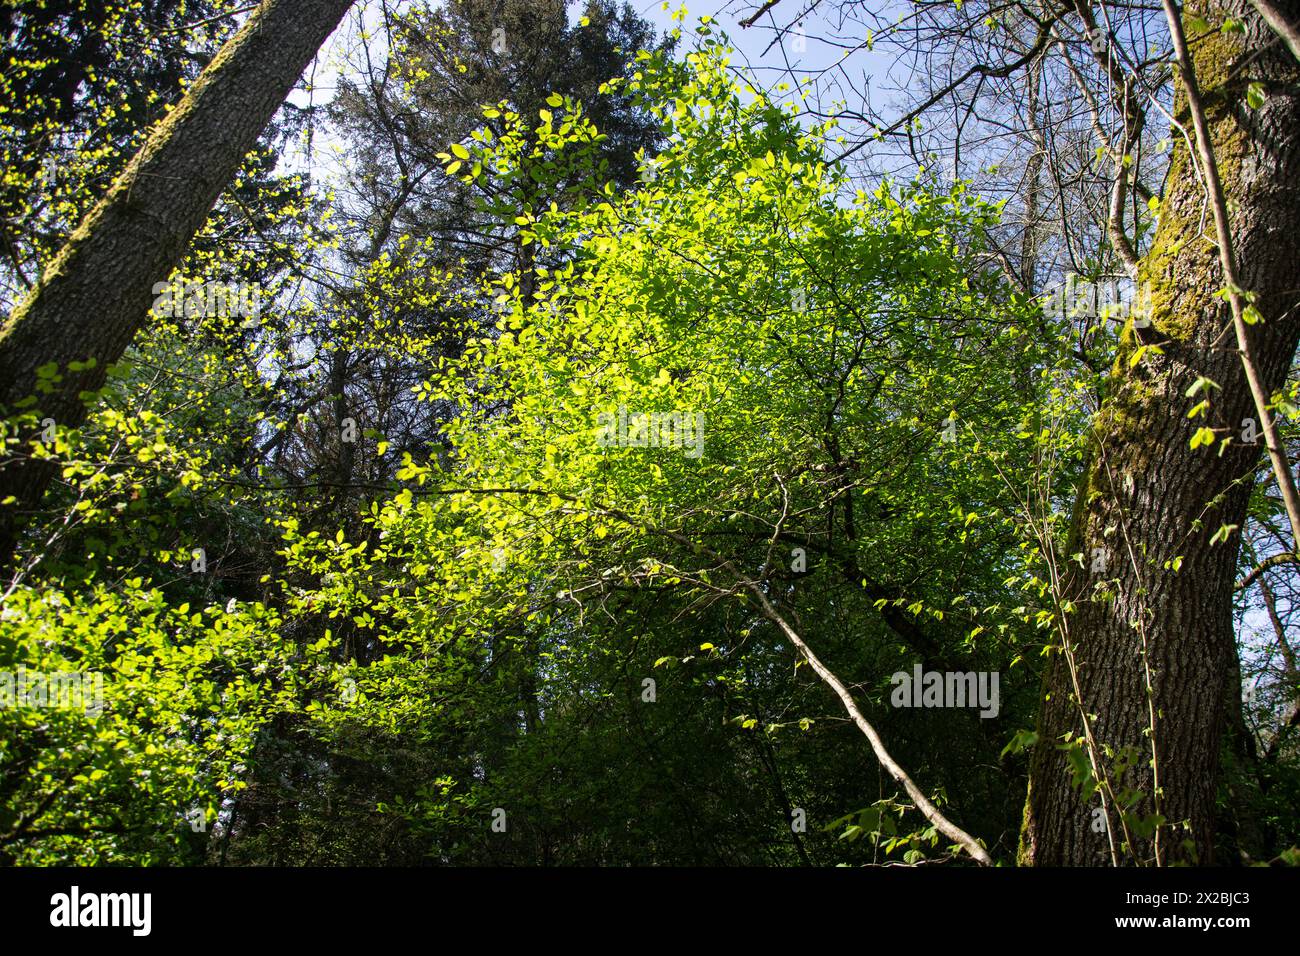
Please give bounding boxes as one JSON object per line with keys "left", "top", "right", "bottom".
{"left": 0, "top": 0, "right": 355, "bottom": 557}
{"left": 1021, "top": 0, "right": 1300, "bottom": 865}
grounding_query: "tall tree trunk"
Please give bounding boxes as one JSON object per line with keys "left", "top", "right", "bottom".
{"left": 0, "top": 0, "right": 355, "bottom": 559}
{"left": 1019, "top": 50, "right": 1046, "bottom": 295}
{"left": 1021, "top": 0, "right": 1300, "bottom": 865}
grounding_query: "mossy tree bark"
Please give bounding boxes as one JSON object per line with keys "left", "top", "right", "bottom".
{"left": 1021, "top": 0, "right": 1300, "bottom": 865}
{"left": 0, "top": 0, "right": 355, "bottom": 560}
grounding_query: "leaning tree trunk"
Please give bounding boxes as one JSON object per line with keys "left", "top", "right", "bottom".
{"left": 1020, "top": 0, "right": 1300, "bottom": 865}
{"left": 0, "top": 0, "right": 356, "bottom": 560}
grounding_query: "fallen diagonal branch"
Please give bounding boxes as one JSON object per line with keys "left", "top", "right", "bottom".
{"left": 594, "top": 500, "right": 995, "bottom": 866}
{"left": 726, "top": 568, "right": 995, "bottom": 865}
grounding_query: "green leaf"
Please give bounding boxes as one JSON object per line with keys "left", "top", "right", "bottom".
{"left": 1209, "top": 523, "right": 1238, "bottom": 545}
{"left": 1000, "top": 729, "right": 1038, "bottom": 759}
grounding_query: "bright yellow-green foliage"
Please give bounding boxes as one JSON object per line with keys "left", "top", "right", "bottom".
{"left": 0, "top": 0, "right": 251, "bottom": 293}
{"left": 0, "top": 580, "right": 318, "bottom": 864}
{"left": 290, "top": 38, "right": 1053, "bottom": 740}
